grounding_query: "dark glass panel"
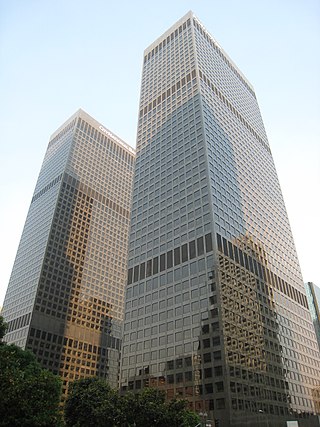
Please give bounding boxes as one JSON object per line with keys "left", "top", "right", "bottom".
{"left": 167, "top": 250, "right": 173, "bottom": 269}
{"left": 127, "top": 268, "right": 133, "bottom": 285}
{"left": 205, "top": 233, "right": 213, "bottom": 252}
{"left": 139, "top": 262, "right": 146, "bottom": 280}
{"left": 160, "top": 254, "right": 166, "bottom": 272}
{"left": 174, "top": 247, "right": 181, "bottom": 266}
{"left": 181, "top": 244, "right": 188, "bottom": 262}
{"left": 146, "top": 260, "right": 152, "bottom": 277}
{"left": 197, "top": 237, "right": 204, "bottom": 255}
{"left": 189, "top": 240, "right": 196, "bottom": 259}
{"left": 153, "top": 257, "right": 159, "bottom": 275}
{"left": 133, "top": 265, "right": 139, "bottom": 282}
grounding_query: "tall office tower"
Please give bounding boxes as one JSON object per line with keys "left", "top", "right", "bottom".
{"left": 120, "top": 11, "right": 320, "bottom": 427}
{"left": 2, "top": 109, "right": 135, "bottom": 394}
{"left": 305, "top": 282, "right": 320, "bottom": 352}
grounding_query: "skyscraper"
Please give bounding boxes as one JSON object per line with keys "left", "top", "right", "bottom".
{"left": 2, "top": 109, "right": 135, "bottom": 394}
{"left": 305, "top": 282, "right": 320, "bottom": 352}
{"left": 120, "top": 12, "right": 320, "bottom": 427}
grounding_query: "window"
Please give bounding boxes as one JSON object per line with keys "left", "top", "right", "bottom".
{"left": 197, "top": 237, "right": 204, "bottom": 255}
{"left": 203, "top": 338, "right": 210, "bottom": 348}
{"left": 205, "top": 233, "right": 213, "bottom": 252}
{"left": 212, "top": 336, "right": 220, "bottom": 346}
{"left": 216, "top": 382, "right": 224, "bottom": 392}
{"left": 216, "top": 398, "right": 225, "bottom": 409}
{"left": 153, "top": 257, "right": 159, "bottom": 274}
{"left": 167, "top": 374, "right": 174, "bottom": 384}
{"left": 174, "top": 247, "right": 181, "bottom": 265}
{"left": 146, "top": 260, "right": 152, "bottom": 277}
{"left": 160, "top": 254, "right": 166, "bottom": 271}
{"left": 213, "top": 351, "right": 221, "bottom": 360}
{"left": 127, "top": 268, "right": 133, "bottom": 284}
{"left": 140, "top": 262, "right": 146, "bottom": 279}
{"left": 133, "top": 265, "right": 139, "bottom": 282}
{"left": 185, "top": 371, "right": 192, "bottom": 381}
{"left": 204, "top": 367, "right": 212, "bottom": 378}
{"left": 214, "top": 366, "right": 223, "bottom": 376}
{"left": 181, "top": 244, "right": 188, "bottom": 262}
{"left": 205, "top": 383, "right": 213, "bottom": 393}
{"left": 189, "top": 240, "right": 196, "bottom": 259}
{"left": 203, "top": 353, "right": 211, "bottom": 363}
{"left": 176, "top": 372, "right": 183, "bottom": 383}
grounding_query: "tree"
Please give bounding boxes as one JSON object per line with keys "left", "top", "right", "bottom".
{"left": 122, "top": 388, "right": 168, "bottom": 426}
{"left": 121, "top": 388, "right": 200, "bottom": 427}
{"left": 65, "top": 378, "right": 200, "bottom": 427}
{"left": 65, "top": 377, "right": 122, "bottom": 427}
{"left": 166, "top": 398, "right": 201, "bottom": 427}
{"left": 0, "top": 315, "right": 7, "bottom": 343}
{"left": 0, "top": 337, "right": 62, "bottom": 426}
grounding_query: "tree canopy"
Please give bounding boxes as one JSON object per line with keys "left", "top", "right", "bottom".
{"left": 121, "top": 387, "right": 200, "bottom": 427}
{"left": 0, "top": 315, "right": 62, "bottom": 427}
{"left": 0, "top": 316, "right": 200, "bottom": 427}
{"left": 65, "top": 377, "right": 200, "bottom": 427}
{"left": 65, "top": 377, "right": 123, "bottom": 427}
{"left": 0, "top": 315, "right": 7, "bottom": 342}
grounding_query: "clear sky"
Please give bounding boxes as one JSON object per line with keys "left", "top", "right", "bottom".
{"left": 0, "top": 0, "right": 319, "bottom": 307}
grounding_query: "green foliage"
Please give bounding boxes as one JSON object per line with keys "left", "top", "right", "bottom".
{"left": 121, "top": 388, "right": 200, "bottom": 426}
{"left": 122, "top": 388, "right": 167, "bottom": 426}
{"left": 0, "top": 315, "right": 7, "bottom": 342}
{"left": 167, "top": 398, "right": 201, "bottom": 427}
{"left": 65, "top": 378, "right": 200, "bottom": 427}
{"left": 0, "top": 315, "right": 199, "bottom": 426}
{"left": 0, "top": 343, "right": 62, "bottom": 426}
{"left": 65, "top": 377, "right": 122, "bottom": 427}
{"left": 0, "top": 317, "right": 199, "bottom": 426}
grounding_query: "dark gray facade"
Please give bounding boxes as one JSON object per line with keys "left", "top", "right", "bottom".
{"left": 2, "top": 109, "right": 135, "bottom": 395}
{"left": 120, "top": 12, "right": 320, "bottom": 427}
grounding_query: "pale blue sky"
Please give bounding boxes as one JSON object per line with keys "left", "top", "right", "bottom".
{"left": 0, "top": 0, "right": 319, "bottom": 306}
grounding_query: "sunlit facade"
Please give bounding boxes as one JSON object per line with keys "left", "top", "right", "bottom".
{"left": 2, "top": 109, "right": 135, "bottom": 394}
{"left": 305, "top": 282, "right": 320, "bottom": 352}
{"left": 120, "top": 12, "right": 320, "bottom": 427}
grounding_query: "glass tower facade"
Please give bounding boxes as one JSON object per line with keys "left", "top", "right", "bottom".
{"left": 305, "top": 282, "right": 320, "bottom": 352}
{"left": 2, "top": 109, "right": 135, "bottom": 394}
{"left": 121, "top": 12, "right": 320, "bottom": 426}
